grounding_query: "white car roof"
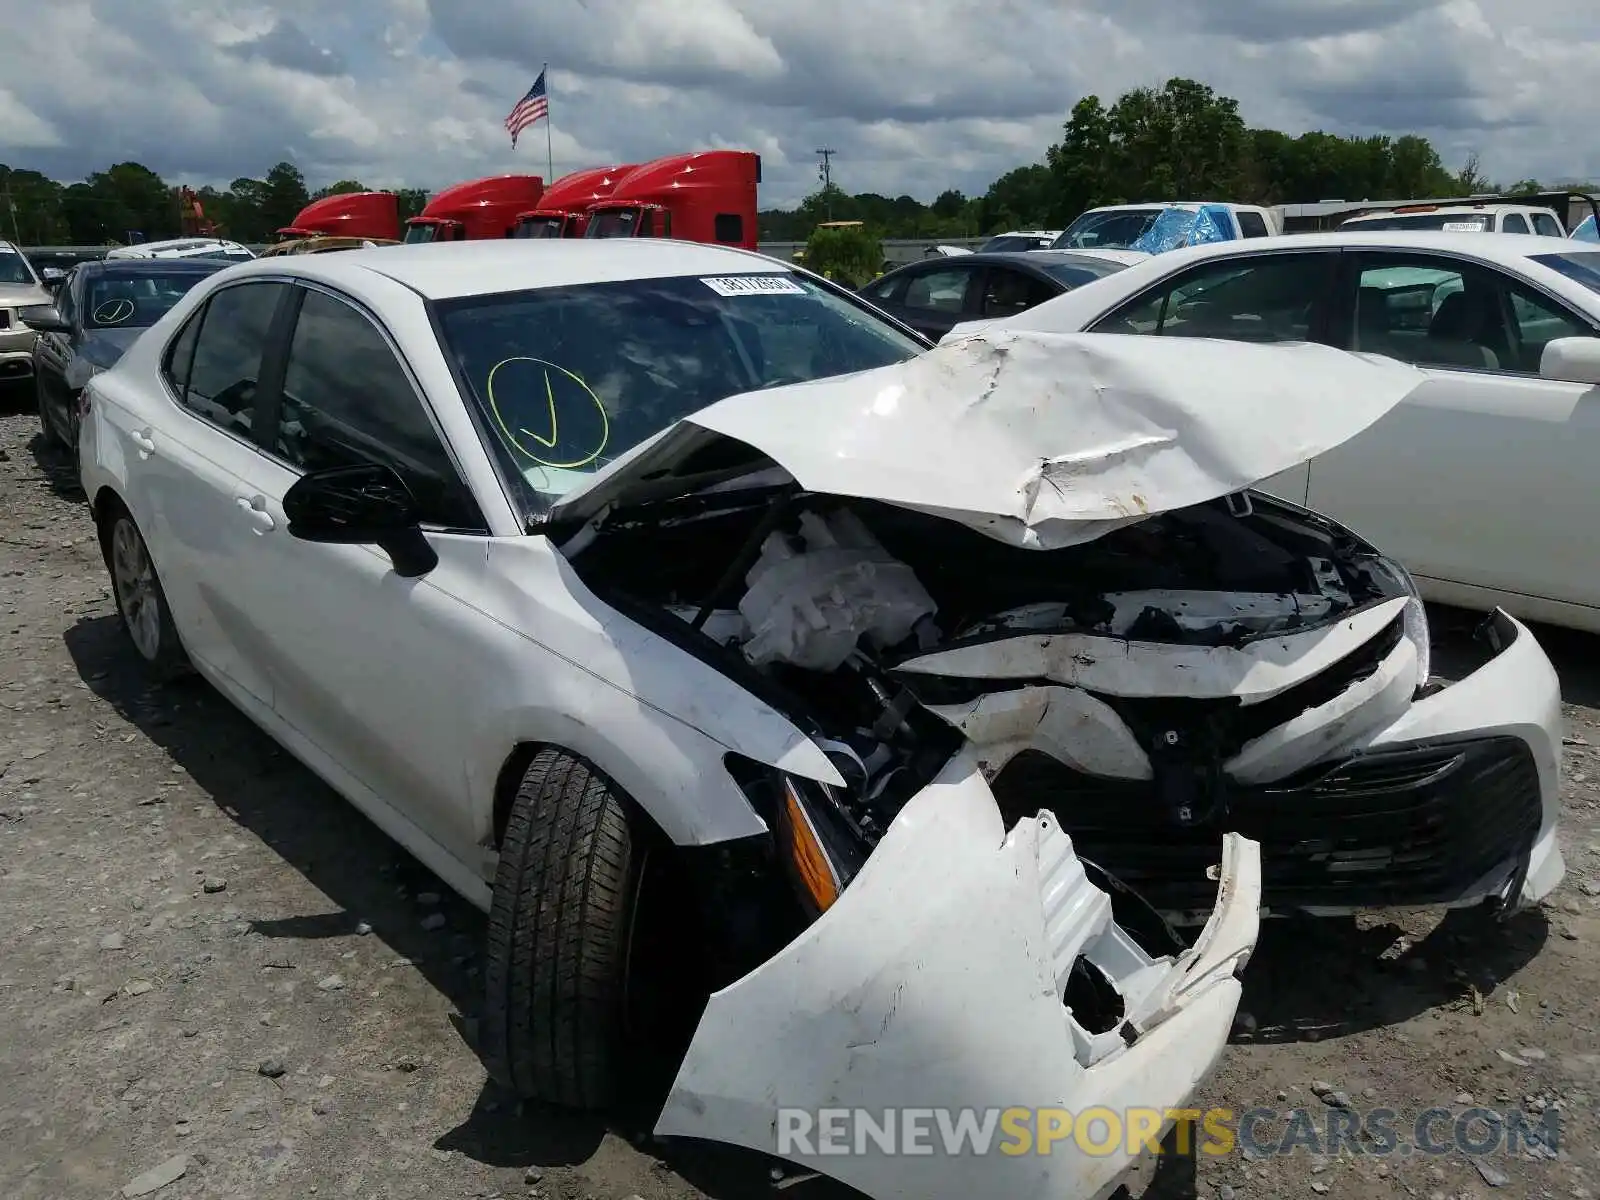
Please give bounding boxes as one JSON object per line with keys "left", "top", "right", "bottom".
{"left": 107, "top": 238, "right": 251, "bottom": 259}
{"left": 1344, "top": 204, "right": 1555, "bottom": 218}
{"left": 217, "top": 238, "right": 805, "bottom": 300}
{"left": 975, "top": 229, "right": 1600, "bottom": 339}
{"left": 1110, "top": 228, "right": 1584, "bottom": 268}
{"left": 1081, "top": 202, "right": 1264, "bottom": 214}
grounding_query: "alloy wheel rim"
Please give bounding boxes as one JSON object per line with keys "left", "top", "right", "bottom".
{"left": 111, "top": 519, "right": 161, "bottom": 661}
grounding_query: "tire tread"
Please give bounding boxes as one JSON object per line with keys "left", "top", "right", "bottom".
{"left": 483, "top": 748, "right": 634, "bottom": 1108}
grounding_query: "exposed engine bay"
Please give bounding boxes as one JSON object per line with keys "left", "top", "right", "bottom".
{"left": 564, "top": 481, "right": 1428, "bottom": 912}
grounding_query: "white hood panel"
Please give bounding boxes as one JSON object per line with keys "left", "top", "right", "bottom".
{"left": 554, "top": 332, "right": 1424, "bottom": 551}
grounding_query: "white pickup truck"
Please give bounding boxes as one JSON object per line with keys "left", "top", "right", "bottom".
{"left": 1339, "top": 203, "right": 1567, "bottom": 236}
{"left": 1052, "top": 202, "right": 1281, "bottom": 252}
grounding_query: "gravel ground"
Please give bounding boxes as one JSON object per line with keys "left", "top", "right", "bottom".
{"left": 2, "top": 401, "right": 1598, "bottom": 1200}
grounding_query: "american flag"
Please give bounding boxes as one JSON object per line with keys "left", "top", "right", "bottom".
{"left": 505, "top": 70, "right": 548, "bottom": 147}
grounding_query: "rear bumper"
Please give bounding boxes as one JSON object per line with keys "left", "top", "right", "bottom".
{"left": 656, "top": 753, "right": 1261, "bottom": 1200}
{"left": 991, "top": 610, "right": 1564, "bottom": 918}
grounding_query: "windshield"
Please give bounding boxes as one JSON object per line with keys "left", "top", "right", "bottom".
{"left": 1054, "top": 210, "right": 1162, "bottom": 250}
{"left": 403, "top": 222, "right": 440, "bottom": 244}
{"left": 515, "top": 217, "right": 566, "bottom": 239}
{"left": 980, "top": 235, "right": 1052, "bottom": 253}
{"left": 1342, "top": 213, "right": 1491, "bottom": 232}
{"left": 0, "top": 248, "right": 39, "bottom": 286}
{"left": 433, "top": 273, "right": 925, "bottom": 514}
{"left": 85, "top": 270, "right": 218, "bottom": 328}
{"left": 1574, "top": 215, "right": 1599, "bottom": 243}
{"left": 587, "top": 208, "right": 641, "bottom": 238}
{"left": 1530, "top": 251, "right": 1600, "bottom": 297}
{"left": 1037, "top": 256, "right": 1130, "bottom": 287}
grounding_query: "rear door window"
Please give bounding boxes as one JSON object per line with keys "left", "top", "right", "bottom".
{"left": 980, "top": 267, "right": 1057, "bottom": 317}
{"left": 172, "top": 282, "right": 289, "bottom": 438}
{"left": 1346, "top": 252, "right": 1594, "bottom": 374}
{"left": 902, "top": 265, "right": 979, "bottom": 315}
{"left": 1236, "top": 211, "right": 1270, "bottom": 238}
{"left": 1089, "top": 253, "right": 1336, "bottom": 343}
{"left": 273, "top": 287, "right": 483, "bottom": 530}
{"left": 1532, "top": 213, "right": 1565, "bottom": 238}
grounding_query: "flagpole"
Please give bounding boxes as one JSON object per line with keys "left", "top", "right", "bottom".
{"left": 542, "top": 63, "right": 554, "bottom": 185}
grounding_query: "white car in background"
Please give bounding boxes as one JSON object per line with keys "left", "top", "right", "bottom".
{"left": 944, "top": 230, "right": 1600, "bottom": 635}
{"left": 76, "top": 239, "right": 1563, "bottom": 1199}
{"left": 1054, "top": 202, "right": 1281, "bottom": 251}
{"left": 105, "top": 237, "right": 255, "bottom": 263}
{"left": 978, "top": 229, "right": 1063, "bottom": 252}
{"left": 1339, "top": 203, "right": 1567, "bottom": 237}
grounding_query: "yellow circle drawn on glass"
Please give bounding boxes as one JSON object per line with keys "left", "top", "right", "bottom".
{"left": 486, "top": 356, "right": 610, "bottom": 470}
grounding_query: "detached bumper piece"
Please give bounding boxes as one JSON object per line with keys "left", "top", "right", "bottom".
{"left": 656, "top": 755, "right": 1261, "bottom": 1200}
{"left": 993, "top": 735, "right": 1541, "bottom": 913}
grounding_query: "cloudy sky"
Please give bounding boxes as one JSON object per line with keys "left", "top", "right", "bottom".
{"left": 1, "top": 0, "right": 1596, "bottom": 206}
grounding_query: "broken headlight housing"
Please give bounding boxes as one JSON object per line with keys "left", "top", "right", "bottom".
{"left": 726, "top": 758, "right": 870, "bottom": 919}
{"left": 1365, "top": 553, "right": 1431, "bottom": 690}
{"left": 773, "top": 777, "right": 868, "bottom": 916}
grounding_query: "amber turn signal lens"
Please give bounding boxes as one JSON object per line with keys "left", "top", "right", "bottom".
{"left": 782, "top": 779, "right": 841, "bottom": 912}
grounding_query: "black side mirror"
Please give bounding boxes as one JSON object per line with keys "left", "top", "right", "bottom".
{"left": 20, "top": 305, "right": 70, "bottom": 334}
{"left": 282, "top": 463, "right": 439, "bottom": 578}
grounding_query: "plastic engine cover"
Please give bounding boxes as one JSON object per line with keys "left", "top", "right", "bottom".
{"left": 739, "top": 509, "right": 935, "bottom": 671}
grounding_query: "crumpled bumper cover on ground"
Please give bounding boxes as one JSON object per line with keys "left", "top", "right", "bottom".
{"left": 654, "top": 753, "right": 1262, "bottom": 1200}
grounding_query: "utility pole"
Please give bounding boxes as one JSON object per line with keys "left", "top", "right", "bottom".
{"left": 815, "top": 148, "right": 836, "bottom": 219}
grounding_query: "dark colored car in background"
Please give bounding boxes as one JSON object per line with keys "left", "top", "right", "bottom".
{"left": 855, "top": 250, "right": 1134, "bottom": 340}
{"left": 26, "top": 258, "right": 229, "bottom": 452}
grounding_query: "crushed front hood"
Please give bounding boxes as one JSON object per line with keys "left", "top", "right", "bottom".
{"left": 550, "top": 331, "right": 1424, "bottom": 550}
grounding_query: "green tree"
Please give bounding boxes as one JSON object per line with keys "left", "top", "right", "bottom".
{"left": 313, "top": 179, "right": 368, "bottom": 199}
{"left": 930, "top": 189, "right": 965, "bottom": 219}
{"left": 1046, "top": 95, "right": 1113, "bottom": 220}
{"left": 802, "top": 222, "right": 883, "bottom": 287}
{"left": 395, "top": 188, "right": 430, "bottom": 222}
{"left": 260, "top": 161, "right": 310, "bottom": 233}
{"left": 981, "top": 164, "right": 1055, "bottom": 231}
{"left": 0, "top": 165, "right": 68, "bottom": 243}
{"left": 1387, "top": 135, "right": 1455, "bottom": 199}
{"left": 1455, "top": 152, "right": 1493, "bottom": 194}
{"left": 76, "top": 162, "right": 177, "bottom": 242}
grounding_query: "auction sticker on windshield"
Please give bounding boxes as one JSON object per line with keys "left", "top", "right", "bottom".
{"left": 1442, "top": 221, "right": 1489, "bottom": 232}
{"left": 701, "top": 276, "right": 807, "bottom": 297}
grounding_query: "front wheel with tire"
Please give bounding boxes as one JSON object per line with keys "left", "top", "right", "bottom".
{"left": 482, "top": 749, "right": 639, "bottom": 1109}
{"left": 103, "top": 507, "right": 189, "bottom": 680}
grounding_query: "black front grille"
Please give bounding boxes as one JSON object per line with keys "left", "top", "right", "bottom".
{"left": 992, "top": 736, "right": 1542, "bottom": 911}
{"left": 0, "top": 309, "right": 11, "bottom": 329}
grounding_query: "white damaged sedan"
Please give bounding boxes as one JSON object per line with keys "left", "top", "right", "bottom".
{"left": 79, "top": 240, "right": 1563, "bottom": 1200}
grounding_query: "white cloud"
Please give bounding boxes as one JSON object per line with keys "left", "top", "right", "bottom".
{"left": 0, "top": 88, "right": 63, "bottom": 149}
{"left": 0, "top": 0, "right": 1596, "bottom": 206}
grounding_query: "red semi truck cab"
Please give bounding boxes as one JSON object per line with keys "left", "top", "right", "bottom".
{"left": 276, "top": 192, "right": 401, "bottom": 242}
{"left": 583, "top": 151, "right": 760, "bottom": 250}
{"left": 513, "top": 164, "right": 638, "bottom": 239}
{"left": 403, "top": 175, "right": 545, "bottom": 242}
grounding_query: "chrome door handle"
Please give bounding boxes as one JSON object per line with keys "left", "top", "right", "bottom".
{"left": 234, "top": 494, "right": 276, "bottom": 533}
